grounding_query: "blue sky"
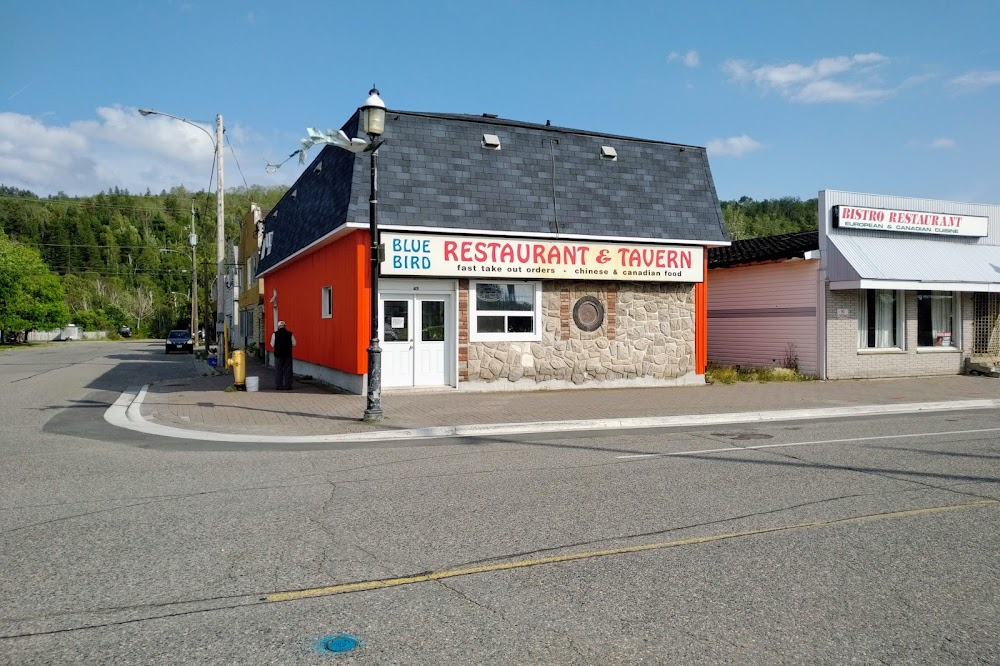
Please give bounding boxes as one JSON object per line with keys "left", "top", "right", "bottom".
{"left": 2, "top": 0, "right": 999, "bottom": 204}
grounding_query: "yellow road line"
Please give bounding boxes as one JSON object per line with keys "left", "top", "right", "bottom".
{"left": 266, "top": 499, "right": 998, "bottom": 603}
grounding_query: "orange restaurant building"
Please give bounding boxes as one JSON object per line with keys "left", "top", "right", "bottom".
{"left": 256, "top": 106, "right": 730, "bottom": 394}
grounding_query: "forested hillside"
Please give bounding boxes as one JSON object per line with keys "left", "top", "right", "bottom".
{"left": 0, "top": 184, "right": 285, "bottom": 338}
{"left": 720, "top": 196, "right": 818, "bottom": 240}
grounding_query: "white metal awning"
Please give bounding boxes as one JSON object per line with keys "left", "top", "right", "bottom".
{"left": 826, "top": 233, "right": 1000, "bottom": 291}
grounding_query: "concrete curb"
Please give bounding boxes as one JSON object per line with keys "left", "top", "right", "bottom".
{"left": 102, "top": 385, "right": 1000, "bottom": 445}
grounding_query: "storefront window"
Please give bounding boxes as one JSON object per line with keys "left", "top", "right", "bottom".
{"left": 917, "top": 291, "right": 957, "bottom": 347}
{"left": 858, "top": 290, "right": 902, "bottom": 349}
{"left": 469, "top": 281, "right": 541, "bottom": 342}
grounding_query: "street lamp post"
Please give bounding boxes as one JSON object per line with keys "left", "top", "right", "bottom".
{"left": 139, "top": 107, "right": 223, "bottom": 346}
{"left": 289, "top": 88, "right": 386, "bottom": 421}
{"left": 360, "top": 89, "right": 386, "bottom": 422}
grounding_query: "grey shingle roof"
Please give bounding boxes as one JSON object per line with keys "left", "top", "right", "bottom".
{"left": 258, "top": 110, "right": 729, "bottom": 275}
{"left": 708, "top": 231, "right": 819, "bottom": 269}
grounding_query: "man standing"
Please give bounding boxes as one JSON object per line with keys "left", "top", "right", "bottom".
{"left": 270, "top": 320, "right": 297, "bottom": 390}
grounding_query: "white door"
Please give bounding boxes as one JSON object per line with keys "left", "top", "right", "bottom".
{"left": 380, "top": 292, "right": 452, "bottom": 388}
{"left": 381, "top": 297, "right": 413, "bottom": 388}
{"left": 414, "top": 295, "right": 447, "bottom": 386}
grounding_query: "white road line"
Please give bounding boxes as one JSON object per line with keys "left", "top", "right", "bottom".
{"left": 616, "top": 427, "right": 1000, "bottom": 459}
{"left": 103, "top": 386, "right": 1000, "bottom": 444}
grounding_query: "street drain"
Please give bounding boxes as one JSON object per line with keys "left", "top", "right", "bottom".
{"left": 317, "top": 634, "right": 361, "bottom": 654}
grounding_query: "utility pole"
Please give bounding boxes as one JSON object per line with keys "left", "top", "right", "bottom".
{"left": 203, "top": 259, "right": 212, "bottom": 354}
{"left": 215, "top": 114, "right": 225, "bottom": 347}
{"left": 137, "top": 107, "right": 224, "bottom": 347}
{"left": 190, "top": 205, "right": 198, "bottom": 343}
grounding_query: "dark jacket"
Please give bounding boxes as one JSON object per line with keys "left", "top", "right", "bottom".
{"left": 273, "top": 328, "right": 294, "bottom": 358}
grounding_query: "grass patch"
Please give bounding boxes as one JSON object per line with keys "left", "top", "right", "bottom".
{"left": 706, "top": 364, "right": 813, "bottom": 384}
{"left": 0, "top": 342, "right": 53, "bottom": 352}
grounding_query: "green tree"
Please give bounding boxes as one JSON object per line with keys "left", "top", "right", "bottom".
{"left": 0, "top": 232, "right": 70, "bottom": 332}
{"left": 720, "top": 197, "right": 818, "bottom": 239}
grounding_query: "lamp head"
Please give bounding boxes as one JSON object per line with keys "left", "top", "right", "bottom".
{"left": 138, "top": 108, "right": 155, "bottom": 117}
{"left": 361, "top": 87, "right": 386, "bottom": 138}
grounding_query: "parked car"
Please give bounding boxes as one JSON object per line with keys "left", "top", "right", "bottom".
{"left": 165, "top": 330, "right": 194, "bottom": 354}
{"left": 118, "top": 326, "right": 132, "bottom": 338}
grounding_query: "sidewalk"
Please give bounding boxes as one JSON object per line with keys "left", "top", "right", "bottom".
{"left": 132, "top": 356, "right": 1000, "bottom": 439}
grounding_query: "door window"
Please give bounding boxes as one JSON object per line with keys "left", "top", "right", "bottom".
{"left": 384, "top": 300, "right": 409, "bottom": 342}
{"left": 421, "top": 300, "right": 446, "bottom": 341}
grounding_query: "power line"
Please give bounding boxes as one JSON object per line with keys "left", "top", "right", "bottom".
{"left": 12, "top": 268, "right": 200, "bottom": 277}
{"left": 14, "top": 241, "right": 203, "bottom": 251}
{"left": 0, "top": 189, "right": 285, "bottom": 215}
{"left": 226, "top": 132, "right": 250, "bottom": 189}
{"left": 0, "top": 193, "right": 210, "bottom": 215}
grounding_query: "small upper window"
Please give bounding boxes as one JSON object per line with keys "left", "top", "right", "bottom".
{"left": 321, "top": 286, "right": 332, "bottom": 319}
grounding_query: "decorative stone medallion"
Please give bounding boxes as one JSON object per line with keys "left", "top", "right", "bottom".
{"left": 573, "top": 295, "right": 605, "bottom": 332}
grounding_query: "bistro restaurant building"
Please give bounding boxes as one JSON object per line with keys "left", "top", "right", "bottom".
{"left": 708, "top": 190, "right": 1000, "bottom": 379}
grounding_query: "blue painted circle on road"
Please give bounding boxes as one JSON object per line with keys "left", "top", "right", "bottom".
{"left": 318, "top": 634, "right": 361, "bottom": 654}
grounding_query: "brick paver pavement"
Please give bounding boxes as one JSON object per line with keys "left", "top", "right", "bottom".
{"left": 136, "top": 357, "right": 1000, "bottom": 437}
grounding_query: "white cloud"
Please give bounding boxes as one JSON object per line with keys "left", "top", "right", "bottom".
{"left": 668, "top": 50, "right": 699, "bottom": 68}
{"left": 0, "top": 107, "right": 299, "bottom": 197}
{"left": 948, "top": 70, "right": 1000, "bottom": 91}
{"left": 907, "top": 137, "right": 957, "bottom": 150}
{"left": 706, "top": 135, "right": 763, "bottom": 158}
{"left": 723, "top": 53, "right": 894, "bottom": 103}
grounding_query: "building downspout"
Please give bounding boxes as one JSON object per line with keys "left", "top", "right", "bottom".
{"left": 817, "top": 190, "right": 828, "bottom": 380}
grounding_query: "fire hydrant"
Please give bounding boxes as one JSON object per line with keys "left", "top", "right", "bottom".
{"left": 227, "top": 349, "right": 246, "bottom": 390}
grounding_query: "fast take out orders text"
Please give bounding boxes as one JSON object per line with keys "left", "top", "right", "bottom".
{"left": 833, "top": 204, "right": 988, "bottom": 237}
{"left": 381, "top": 233, "right": 705, "bottom": 282}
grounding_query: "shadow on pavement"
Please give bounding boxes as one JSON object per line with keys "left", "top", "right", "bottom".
{"left": 30, "top": 399, "right": 110, "bottom": 412}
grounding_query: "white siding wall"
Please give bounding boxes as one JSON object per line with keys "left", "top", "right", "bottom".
{"left": 708, "top": 260, "right": 819, "bottom": 375}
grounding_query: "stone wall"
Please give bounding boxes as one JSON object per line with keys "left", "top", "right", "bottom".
{"left": 464, "top": 281, "right": 696, "bottom": 388}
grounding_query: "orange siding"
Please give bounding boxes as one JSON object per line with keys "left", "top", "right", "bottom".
{"left": 694, "top": 255, "right": 708, "bottom": 375}
{"left": 263, "top": 230, "right": 369, "bottom": 374}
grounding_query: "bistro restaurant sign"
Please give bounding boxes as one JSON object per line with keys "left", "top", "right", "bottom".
{"left": 833, "top": 205, "right": 988, "bottom": 237}
{"left": 381, "top": 233, "right": 704, "bottom": 282}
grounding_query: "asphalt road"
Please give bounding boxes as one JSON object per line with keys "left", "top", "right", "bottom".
{"left": 1, "top": 342, "right": 998, "bottom": 665}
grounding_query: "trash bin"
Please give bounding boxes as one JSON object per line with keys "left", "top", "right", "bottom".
{"left": 246, "top": 376, "right": 259, "bottom": 392}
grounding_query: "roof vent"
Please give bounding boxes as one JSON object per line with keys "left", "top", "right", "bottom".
{"left": 313, "top": 161, "right": 322, "bottom": 174}
{"left": 482, "top": 113, "right": 498, "bottom": 118}
{"left": 290, "top": 189, "right": 297, "bottom": 199}
{"left": 482, "top": 133, "right": 501, "bottom": 150}
{"left": 600, "top": 145, "right": 618, "bottom": 161}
